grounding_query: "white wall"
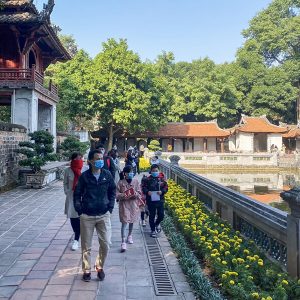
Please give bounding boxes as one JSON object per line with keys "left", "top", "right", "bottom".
{"left": 174, "top": 139, "right": 183, "bottom": 152}
{"left": 236, "top": 132, "right": 253, "bottom": 152}
{"left": 194, "top": 138, "right": 204, "bottom": 151}
{"left": 207, "top": 138, "right": 216, "bottom": 152}
{"left": 161, "top": 139, "right": 169, "bottom": 152}
{"left": 268, "top": 134, "right": 282, "bottom": 152}
{"left": 229, "top": 135, "right": 236, "bottom": 152}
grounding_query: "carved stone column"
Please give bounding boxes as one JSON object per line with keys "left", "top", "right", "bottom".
{"left": 281, "top": 188, "right": 300, "bottom": 278}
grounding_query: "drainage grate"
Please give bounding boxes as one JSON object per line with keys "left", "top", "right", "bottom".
{"left": 142, "top": 229, "right": 177, "bottom": 296}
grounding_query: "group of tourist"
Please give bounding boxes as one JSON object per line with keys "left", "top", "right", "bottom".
{"left": 63, "top": 143, "right": 168, "bottom": 282}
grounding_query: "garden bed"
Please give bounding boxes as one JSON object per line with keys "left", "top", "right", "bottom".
{"left": 163, "top": 180, "right": 300, "bottom": 300}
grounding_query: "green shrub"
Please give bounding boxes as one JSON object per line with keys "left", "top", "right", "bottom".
{"left": 59, "top": 136, "right": 89, "bottom": 160}
{"left": 16, "top": 130, "right": 57, "bottom": 172}
{"left": 148, "top": 139, "right": 162, "bottom": 152}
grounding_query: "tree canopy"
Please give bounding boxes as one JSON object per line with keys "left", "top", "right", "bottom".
{"left": 46, "top": 0, "right": 300, "bottom": 144}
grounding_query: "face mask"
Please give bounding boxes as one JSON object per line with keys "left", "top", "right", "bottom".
{"left": 127, "top": 172, "right": 134, "bottom": 179}
{"left": 94, "top": 159, "right": 104, "bottom": 169}
{"left": 151, "top": 171, "right": 159, "bottom": 177}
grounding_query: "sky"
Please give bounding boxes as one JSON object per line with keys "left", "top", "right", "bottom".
{"left": 35, "top": 0, "right": 272, "bottom": 64}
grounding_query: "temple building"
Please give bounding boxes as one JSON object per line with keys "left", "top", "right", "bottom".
{"left": 282, "top": 124, "right": 300, "bottom": 153}
{"left": 0, "top": 0, "right": 70, "bottom": 141}
{"left": 229, "top": 115, "right": 287, "bottom": 153}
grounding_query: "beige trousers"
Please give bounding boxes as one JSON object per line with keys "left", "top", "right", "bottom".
{"left": 80, "top": 212, "right": 111, "bottom": 273}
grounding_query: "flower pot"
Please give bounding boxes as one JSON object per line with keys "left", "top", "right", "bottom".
{"left": 25, "top": 173, "right": 47, "bottom": 189}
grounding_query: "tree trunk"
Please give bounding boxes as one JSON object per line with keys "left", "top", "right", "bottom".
{"left": 107, "top": 123, "right": 114, "bottom": 151}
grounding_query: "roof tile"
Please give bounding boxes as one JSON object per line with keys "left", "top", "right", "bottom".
{"left": 236, "top": 115, "right": 287, "bottom": 133}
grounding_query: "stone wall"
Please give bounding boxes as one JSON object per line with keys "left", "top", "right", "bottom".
{"left": 0, "top": 122, "right": 27, "bottom": 191}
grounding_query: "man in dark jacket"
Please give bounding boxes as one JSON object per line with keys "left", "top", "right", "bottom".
{"left": 74, "top": 149, "right": 116, "bottom": 282}
{"left": 142, "top": 164, "right": 168, "bottom": 238}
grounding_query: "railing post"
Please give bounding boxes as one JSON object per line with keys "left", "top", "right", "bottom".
{"left": 281, "top": 188, "right": 300, "bottom": 278}
{"left": 31, "top": 65, "right": 35, "bottom": 81}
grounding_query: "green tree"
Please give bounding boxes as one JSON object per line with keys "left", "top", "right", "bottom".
{"left": 242, "top": 0, "right": 300, "bottom": 121}
{"left": 58, "top": 34, "right": 78, "bottom": 58}
{"left": 15, "top": 131, "right": 57, "bottom": 172}
{"left": 46, "top": 50, "right": 93, "bottom": 131}
{"left": 86, "top": 38, "right": 171, "bottom": 150}
{"left": 59, "top": 136, "right": 89, "bottom": 160}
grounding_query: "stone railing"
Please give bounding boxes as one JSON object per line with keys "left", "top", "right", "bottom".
{"left": 159, "top": 159, "right": 300, "bottom": 278}
{"left": 159, "top": 152, "right": 278, "bottom": 167}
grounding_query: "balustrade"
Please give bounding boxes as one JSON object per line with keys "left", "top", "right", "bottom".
{"left": 159, "top": 159, "right": 300, "bottom": 278}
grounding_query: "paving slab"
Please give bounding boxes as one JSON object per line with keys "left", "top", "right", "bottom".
{"left": 0, "top": 180, "right": 196, "bottom": 299}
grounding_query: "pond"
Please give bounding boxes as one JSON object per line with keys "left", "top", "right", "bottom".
{"left": 182, "top": 165, "right": 300, "bottom": 211}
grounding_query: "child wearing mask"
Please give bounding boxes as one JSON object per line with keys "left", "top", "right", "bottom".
{"left": 142, "top": 164, "right": 168, "bottom": 238}
{"left": 116, "top": 166, "right": 142, "bottom": 252}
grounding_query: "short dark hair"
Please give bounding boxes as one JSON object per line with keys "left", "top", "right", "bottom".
{"left": 70, "top": 152, "right": 82, "bottom": 160}
{"left": 88, "top": 149, "right": 101, "bottom": 160}
{"left": 123, "top": 165, "right": 132, "bottom": 173}
{"left": 150, "top": 164, "right": 160, "bottom": 171}
{"left": 95, "top": 143, "right": 105, "bottom": 150}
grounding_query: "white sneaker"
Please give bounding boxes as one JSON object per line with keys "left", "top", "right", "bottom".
{"left": 71, "top": 240, "right": 79, "bottom": 251}
{"left": 142, "top": 220, "right": 146, "bottom": 227}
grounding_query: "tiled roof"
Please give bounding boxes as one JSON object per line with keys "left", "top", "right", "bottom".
{"left": 150, "top": 122, "right": 230, "bottom": 138}
{"left": 282, "top": 125, "right": 300, "bottom": 138}
{"left": 236, "top": 115, "right": 287, "bottom": 134}
{"left": 0, "top": 12, "right": 39, "bottom": 23}
{"left": 4, "top": 0, "right": 33, "bottom": 7}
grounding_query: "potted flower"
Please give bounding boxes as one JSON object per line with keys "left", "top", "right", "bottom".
{"left": 16, "top": 130, "right": 57, "bottom": 188}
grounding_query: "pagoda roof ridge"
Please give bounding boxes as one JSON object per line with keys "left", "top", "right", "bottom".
{"left": 236, "top": 115, "right": 287, "bottom": 133}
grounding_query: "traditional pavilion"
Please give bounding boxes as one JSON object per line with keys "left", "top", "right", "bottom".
{"left": 229, "top": 115, "right": 287, "bottom": 152}
{"left": 282, "top": 124, "right": 300, "bottom": 153}
{"left": 0, "top": 0, "right": 70, "bottom": 141}
{"left": 92, "top": 121, "right": 231, "bottom": 153}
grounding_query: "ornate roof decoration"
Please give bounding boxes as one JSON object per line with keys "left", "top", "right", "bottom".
{"left": 235, "top": 115, "right": 287, "bottom": 134}
{"left": 0, "top": 0, "right": 71, "bottom": 62}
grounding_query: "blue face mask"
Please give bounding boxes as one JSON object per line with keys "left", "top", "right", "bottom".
{"left": 94, "top": 159, "right": 104, "bottom": 169}
{"left": 151, "top": 171, "right": 159, "bottom": 177}
{"left": 128, "top": 172, "right": 134, "bottom": 179}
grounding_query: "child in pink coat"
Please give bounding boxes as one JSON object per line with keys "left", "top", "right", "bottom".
{"left": 116, "top": 166, "right": 142, "bottom": 252}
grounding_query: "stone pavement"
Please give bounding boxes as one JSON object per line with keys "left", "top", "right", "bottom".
{"left": 0, "top": 180, "right": 195, "bottom": 300}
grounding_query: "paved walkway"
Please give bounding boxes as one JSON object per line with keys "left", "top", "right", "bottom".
{"left": 0, "top": 180, "right": 195, "bottom": 300}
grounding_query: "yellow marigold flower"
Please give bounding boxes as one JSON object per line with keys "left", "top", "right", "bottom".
{"left": 221, "top": 274, "right": 227, "bottom": 279}
{"left": 266, "top": 297, "right": 273, "bottom": 300}
{"left": 229, "top": 280, "right": 235, "bottom": 285}
{"left": 222, "top": 261, "right": 227, "bottom": 265}
{"left": 244, "top": 249, "right": 250, "bottom": 255}
{"left": 258, "top": 261, "right": 264, "bottom": 266}
{"left": 232, "top": 258, "right": 237, "bottom": 264}
{"left": 237, "top": 258, "right": 245, "bottom": 263}
{"left": 254, "top": 255, "right": 259, "bottom": 259}
{"left": 282, "top": 280, "right": 289, "bottom": 285}
{"left": 251, "top": 292, "right": 259, "bottom": 299}
{"left": 246, "top": 265, "right": 250, "bottom": 269}
{"left": 225, "top": 251, "right": 230, "bottom": 256}
{"left": 248, "top": 276, "right": 254, "bottom": 280}
{"left": 217, "top": 258, "right": 221, "bottom": 262}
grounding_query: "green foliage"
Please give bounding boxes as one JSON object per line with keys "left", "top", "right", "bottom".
{"left": 0, "top": 106, "right": 11, "bottom": 123}
{"left": 58, "top": 34, "right": 78, "bottom": 58}
{"left": 86, "top": 38, "right": 171, "bottom": 149}
{"left": 148, "top": 139, "right": 162, "bottom": 152}
{"left": 15, "top": 131, "right": 57, "bottom": 172}
{"left": 59, "top": 136, "right": 89, "bottom": 160}
{"left": 162, "top": 214, "right": 225, "bottom": 300}
{"left": 45, "top": 50, "right": 93, "bottom": 132}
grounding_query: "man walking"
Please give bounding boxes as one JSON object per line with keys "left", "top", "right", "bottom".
{"left": 74, "top": 149, "right": 116, "bottom": 282}
{"left": 95, "top": 143, "right": 116, "bottom": 178}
